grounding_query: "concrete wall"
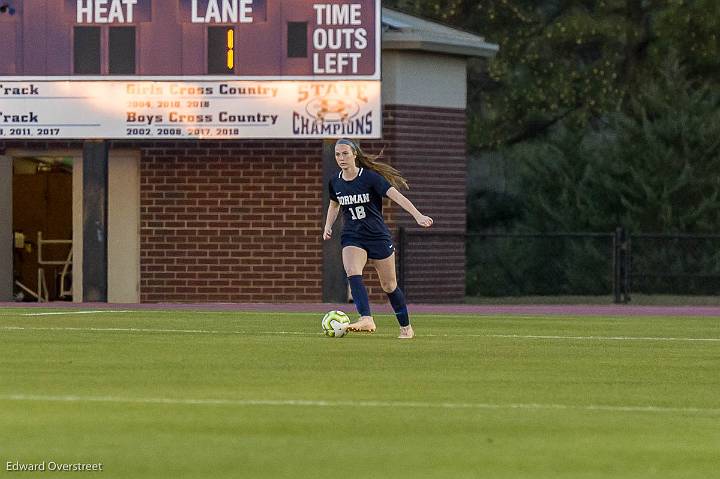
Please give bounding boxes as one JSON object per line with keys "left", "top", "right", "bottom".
{"left": 381, "top": 50, "right": 467, "bottom": 109}
{"left": 108, "top": 152, "right": 140, "bottom": 303}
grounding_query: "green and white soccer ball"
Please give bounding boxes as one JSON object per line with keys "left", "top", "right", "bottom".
{"left": 322, "top": 310, "right": 351, "bottom": 338}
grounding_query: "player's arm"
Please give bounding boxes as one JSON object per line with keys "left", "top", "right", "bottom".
{"left": 386, "top": 187, "right": 433, "bottom": 228}
{"left": 323, "top": 200, "right": 341, "bottom": 240}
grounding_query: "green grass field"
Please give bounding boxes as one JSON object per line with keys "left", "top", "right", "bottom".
{"left": 1, "top": 308, "right": 719, "bottom": 478}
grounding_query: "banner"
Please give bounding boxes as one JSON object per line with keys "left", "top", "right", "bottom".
{"left": 0, "top": 81, "right": 381, "bottom": 139}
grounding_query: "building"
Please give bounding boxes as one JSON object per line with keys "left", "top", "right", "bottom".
{"left": 0, "top": 5, "right": 497, "bottom": 304}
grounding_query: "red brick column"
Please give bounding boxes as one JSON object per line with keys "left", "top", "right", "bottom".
{"left": 366, "top": 105, "right": 467, "bottom": 303}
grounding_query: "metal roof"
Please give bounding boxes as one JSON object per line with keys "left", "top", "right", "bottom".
{"left": 382, "top": 8, "right": 499, "bottom": 58}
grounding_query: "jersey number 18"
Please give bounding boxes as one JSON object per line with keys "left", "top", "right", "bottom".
{"left": 348, "top": 206, "right": 366, "bottom": 220}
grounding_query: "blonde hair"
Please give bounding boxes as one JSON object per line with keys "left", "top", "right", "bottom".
{"left": 336, "top": 138, "right": 409, "bottom": 190}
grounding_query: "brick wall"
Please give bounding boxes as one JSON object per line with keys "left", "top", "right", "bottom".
{"left": 1, "top": 104, "right": 467, "bottom": 304}
{"left": 138, "top": 140, "right": 324, "bottom": 302}
{"left": 367, "top": 105, "right": 467, "bottom": 303}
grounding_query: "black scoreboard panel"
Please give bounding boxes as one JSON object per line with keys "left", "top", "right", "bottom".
{"left": 0, "top": 0, "right": 380, "bottom": 79}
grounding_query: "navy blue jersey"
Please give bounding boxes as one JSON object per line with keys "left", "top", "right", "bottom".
{"left": 329, "top": 168, "right": 393, "bottom": 240}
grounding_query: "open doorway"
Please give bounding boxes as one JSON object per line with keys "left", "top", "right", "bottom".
{"left": 13, "top": 155, "right": 74, "bottom": 302}
{"left": 7, "top": 150, "right": 140, "bottom": 303}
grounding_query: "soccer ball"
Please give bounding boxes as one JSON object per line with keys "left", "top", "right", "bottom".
{"left": 322, "top": 310, "right": 351, "bottom": 338}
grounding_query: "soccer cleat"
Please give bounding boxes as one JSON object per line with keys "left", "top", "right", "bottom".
{"left": 347, "top": 316, "right": 376, "bottom": 333}
{"left": 398, "top": 325, "right": 414, "bottom": 339}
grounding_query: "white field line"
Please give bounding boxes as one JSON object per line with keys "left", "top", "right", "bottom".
{"left": 478, "top": 334, "right": 720, "bottom": 342}
{"left": 0, "top": 311, "right": 328, "bottom": 318}
{"left": 20, "top": 311, "right": 134, "bottom": 316}
{"left": 0, "top": 312, "right": 648, "bottom": 320}
{"left": 0, "top": 393, "right": 718, "bottom": 415}
{"left": 1, "top": 325, "right": 720, "bottom": 342}
{"left": 1, "top": 312, "right": 717, "bottom": 322}
{"left": 0, "top": 326, "right": 312, "bottom": 335}
{"left": 0, "top": 326, "right": 720, "bottom": 342}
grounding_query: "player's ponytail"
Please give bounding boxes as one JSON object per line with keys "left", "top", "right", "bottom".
{"left": 336, "top": 138, "right": 409, "bottom": 190}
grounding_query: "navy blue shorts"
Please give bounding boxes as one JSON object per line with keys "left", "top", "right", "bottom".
{"left": 341, "top": 237, "right": 395, "bottom": 260}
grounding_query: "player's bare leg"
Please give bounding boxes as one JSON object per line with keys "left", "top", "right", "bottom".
{"left": 342, "top": 246, "right": 376, "bottom": 333}
{"left": 373, "top": 253, "right": 414, "bottom": 339}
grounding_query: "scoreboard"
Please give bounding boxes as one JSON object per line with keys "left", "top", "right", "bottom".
{"left": 0, "top": 0, "right": 381, "bottom": 139}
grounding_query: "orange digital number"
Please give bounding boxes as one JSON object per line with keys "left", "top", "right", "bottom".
{"left": 226, "top": 28, "right": 234, "bottom": 70}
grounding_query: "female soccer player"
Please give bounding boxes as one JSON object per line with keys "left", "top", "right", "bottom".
{"left": 323, "top": 138, "right": 433, "bottom": 339}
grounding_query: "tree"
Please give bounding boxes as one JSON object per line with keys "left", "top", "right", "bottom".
{"left": 513, "top": 60, "right": 720, "bottom": 233}
{"left": 382, "top": 0, "right": 720, "bottom": 152}
{"left": 382, "top": 1, "right": 720, "bottom": 294}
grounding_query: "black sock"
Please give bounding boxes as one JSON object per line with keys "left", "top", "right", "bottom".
{"left": 386, "top": 287, "right": 409, "bottom": 327}
{"left": 348, "top": 275, "right": 371, "bottom": 317}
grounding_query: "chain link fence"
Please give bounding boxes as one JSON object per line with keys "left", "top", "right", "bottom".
{"left": 398, "top": 228, "right": 720, "bottom": 303}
